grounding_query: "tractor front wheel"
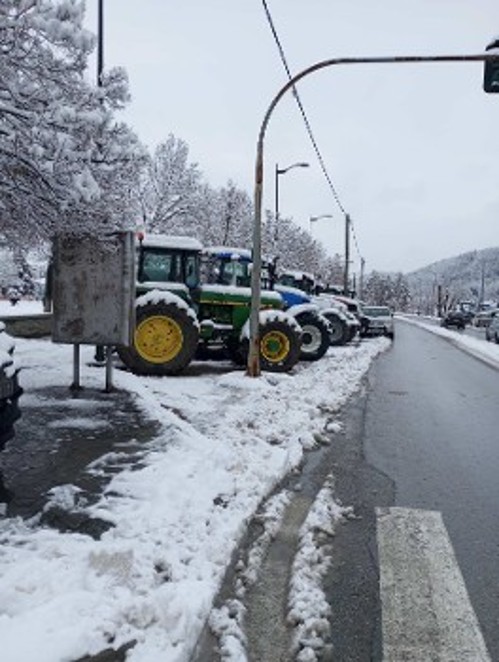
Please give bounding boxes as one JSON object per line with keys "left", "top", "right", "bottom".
{"left": 294, "top": 312, "right": 330, "bottom": 361}
{"left": 259, "top": 319, "right": 301, "bottom": 372}
{"left": 322, "top": 311, "right": 349, "bottom": 346}
{"left": 117, "top": 301, "right": 199, "bottom": 375}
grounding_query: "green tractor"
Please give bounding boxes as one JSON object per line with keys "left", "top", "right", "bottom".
{"left": 117, "top": 235, "right": 302, "bottom": 375}
{"left": 201, "top": 247, "right": 331, "bottom": 362}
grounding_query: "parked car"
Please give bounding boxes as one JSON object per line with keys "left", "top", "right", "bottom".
{"left": 359, "top": 305, "right": 394, "bottom": 339}
{"left": 485, "top": 314, "right": 499, "bottom": 343}
{"left": 0, "top": 322, "right": 22, "bottom": 449}
{"left": 473, "top": 308, "right": 499, "bottom": 328}
{"left": 440, "top": 310, "right": 466, "bottom": 330}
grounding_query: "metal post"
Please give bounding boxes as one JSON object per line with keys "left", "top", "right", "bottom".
{"left": 359, "top": 257, "right": 365, "bottom": 301}
{"left": 343, "top": 214, "right": 350, "bottom": 296}
{"left": 247, "top": 135, "right": 264, "bottom": 377}
{"left": 71, "top": 344, "right": 81, "bottom": 391}
{"left": 274, "top": 163, "right": 279, "bottom": 242}
{"left": 247, "top": 51, "right": 499, "bottom": 377}
{"left": 105, "top": 345, "right": 113, "bottom": 392}
{"left": 97, "top": 0, "right": 104, "bottom": 87}
{"left": 479, "top": 262, "right": 485, "bottom": 308}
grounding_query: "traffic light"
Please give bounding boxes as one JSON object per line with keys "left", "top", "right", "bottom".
{"left": 484, "top": 39, "right": 499, "bottom": 93}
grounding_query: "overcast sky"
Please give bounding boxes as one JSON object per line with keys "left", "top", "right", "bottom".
{"left": 84, "top": 1, "right": 499, "bottom": 274}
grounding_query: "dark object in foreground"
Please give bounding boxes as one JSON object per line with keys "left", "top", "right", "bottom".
{"left": 0, "top": 323, "right": 22, "bottom": 450}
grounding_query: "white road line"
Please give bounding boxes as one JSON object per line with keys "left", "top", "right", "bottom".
{"left": 376, "top": 506, "right": 491, "bottom": 661}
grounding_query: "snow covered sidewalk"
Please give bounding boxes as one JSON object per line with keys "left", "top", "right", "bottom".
{"left": 0, "top": 333, "right": 389, "bottom": 662}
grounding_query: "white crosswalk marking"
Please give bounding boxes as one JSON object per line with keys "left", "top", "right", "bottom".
{"left": 377, "top": 507, "right": 491, "bottom": 661}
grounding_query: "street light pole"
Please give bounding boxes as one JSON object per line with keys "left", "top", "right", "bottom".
{"left": 247, "top": 51, "right": 499, "bottom": 377}
{"left": 359, "top": 257, "right": 366, "bottom": 301}
{"left": 343, "top": 214, "right": 350, "bottom": 296}
{"left": 274, "top": 162, "right": 309, "bottom": 242}
{"left": 97, "top": 0, "right": 104, "bottom": 87}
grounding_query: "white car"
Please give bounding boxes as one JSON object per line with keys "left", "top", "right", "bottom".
{"left": 473, "top": 308, "right": 499, "bottom": 328}
{"left": 359, "top": 305, "right": 394, "bottom": 339}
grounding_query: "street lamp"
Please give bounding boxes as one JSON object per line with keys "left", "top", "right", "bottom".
{"left": 97, "top": 0, "right": 104, "bottom": 86}
{"left": 309, "top": 214, "right": 333, "bottom": 233}
{"left": 308, "top": 212, "right": 351, "bottom": 295}
{"left": 248, "top": 52, "right": 498, "bottom": 377}
{"left": 274, "top": 162, "right": 309, "bottom": 240}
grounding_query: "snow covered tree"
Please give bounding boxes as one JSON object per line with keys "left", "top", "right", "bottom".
{"left": 0, "top": 0, "right": 146, "bottom": 245}
{"left": 364, "top": 271, "right": 410, "bottom": 311}
{"left": 205, "top": 180, "right": 253, "bottom": 247}
{"left": 320, "top": 253, "right": 344, "bottom": 290}
{"left": 142, "top": 135, "right": 203, "bottom": 234}
{"left": 364, "top": 271, "right": 392, "bottom": 306}
{"left": 392, "top": 272, "right": 410, "bottom": 311}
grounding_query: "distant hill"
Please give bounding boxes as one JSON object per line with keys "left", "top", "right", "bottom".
{"left": 405, "top": 247, "right": 499, "bottom": 313}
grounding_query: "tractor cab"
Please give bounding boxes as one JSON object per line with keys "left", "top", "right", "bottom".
{"left": 277, "top": 270, "right": 316, "bottom": 296}
{"left": 136, "top": 233, "right": 202, "bottom": 302}
{"left": 201, "top": 247, "right": 252, "bottom": 288}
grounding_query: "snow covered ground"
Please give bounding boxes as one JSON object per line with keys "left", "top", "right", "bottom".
{"left": 1, "top": 304, "right": 497, "bottom": 662}
{"left": 0, "top": 299, "right": 391, "bottom": 662}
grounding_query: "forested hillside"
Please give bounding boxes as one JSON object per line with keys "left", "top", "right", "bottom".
{"left": 405, "top": 247, "right": 499, "bottom": 314}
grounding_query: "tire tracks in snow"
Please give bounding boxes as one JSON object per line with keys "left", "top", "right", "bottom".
{"left": 191, "top": 430, "right": 353, "bottom": 662}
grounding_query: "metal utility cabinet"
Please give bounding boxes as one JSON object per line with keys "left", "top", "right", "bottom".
{"left": 51, "top": 231, "right": 135, "bottom": 390}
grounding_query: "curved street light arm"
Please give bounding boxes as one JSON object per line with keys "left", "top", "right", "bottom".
{"left": 247, "top": 52, "right": 499, "bottom": 377}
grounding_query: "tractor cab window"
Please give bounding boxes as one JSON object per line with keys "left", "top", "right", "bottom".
{"left": 219, "top": 260, "right": 250, "bottom": 287}
{"left": 185, "top": 254, "right": 199, "bottom": 288}
{"left": 140, "top": 249, "right": 182, "bottom": 283}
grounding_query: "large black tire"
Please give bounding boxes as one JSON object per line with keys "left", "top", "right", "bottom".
{"left": 346, "top": 324, "right": 358, "bottom": 342}
{"left": 322, "top": 311, "right": 349, "bottom": 346}
{"left": 259, "top": 319, "right": 301, "bottom": 372}
{"left": 117, "top": 301, "right": 199, "bottom": 375}
{"left": 0, "top": 373, "right": 22, "bottom": 451}
{"left": 294, "top": 312, "right": 330, "bottom": 361}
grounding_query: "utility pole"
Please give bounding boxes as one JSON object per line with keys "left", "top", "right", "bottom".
{"left": 343, "top": 214, "right": 350, "bottom": 296}
{"left": 274, "top": 163, "right": 279, "bottom": 241}
{"left": 479, "top": 261, "right": 485, "bottom": 309}
{"left": 97, "top": 0, "right": 104, "bottom": 86}
{"left": 359, "top": 257, "right": 365, "bottom": 301}
{"left": 94, "top": 0, "right": 106, "bottom": 366}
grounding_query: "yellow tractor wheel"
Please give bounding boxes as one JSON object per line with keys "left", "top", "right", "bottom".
{"left": 118, "top": 301, "right": 199, "bottom": 375}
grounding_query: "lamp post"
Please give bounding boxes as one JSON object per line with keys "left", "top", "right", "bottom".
{"left": 274, "top": 162, "right": 309, "bottom": 241}
{"left": 247, "top": 51, "right": 499, "bottom": 377}
{"left": 308, "top": 213, "right": 351, "bottom": 295}
{"left": 343, "top": 213, "right": 351, "bottom": 296}
{"left": 97, "top": 0, "right": 104, "bottom": 86}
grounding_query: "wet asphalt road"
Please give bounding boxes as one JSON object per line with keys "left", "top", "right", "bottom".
{"left": 364, "top": 320, "right": 499, "bottom": 660}
{"left": 0, "top": 384, "right": 160, "bottom": 537}
{"left": 193, "top": 321, "right": 499, "bottom": 661}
